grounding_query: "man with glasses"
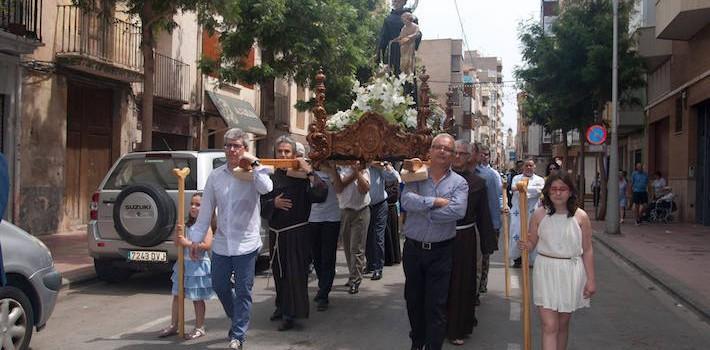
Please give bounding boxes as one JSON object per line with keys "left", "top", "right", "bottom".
{"left": 472, "top": 143, "right": 503, "bottom": 298}
{"left": 446, "top": 140, "right": 496, "bottom": 345}
{"left": 401, "top": 133, "right": 468, "bottom": 350}
{"left": 191, "top": 128, "right": 273, "bottom": 350}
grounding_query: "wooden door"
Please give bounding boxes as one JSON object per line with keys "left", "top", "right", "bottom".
{"left": 65, "top": 83, "right": 113, "bottom": 226}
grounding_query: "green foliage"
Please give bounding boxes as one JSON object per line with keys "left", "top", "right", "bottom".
{"left": 204, "top": 0, "right": 384, "bottom": 113}
{"left": 515, "top": 0, "right": 646, "bottom": 133}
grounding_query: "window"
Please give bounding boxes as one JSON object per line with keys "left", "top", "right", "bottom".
{"left": 275, "top": 93, "right": 290, "bottom": 125}
{"left": 543, "top": 129, "right": 552, "bottom": 144}
{"left": 451, "top": 56, "right": 462, "bottom": 73}
{"left": 103, "top": 156, "right": 197, "bottom": 190}
{"left": 207, "top": 129, "right": 216, "bottom": 149}
{"left": 675, "top": 97, "right": 683, "bottom": 132}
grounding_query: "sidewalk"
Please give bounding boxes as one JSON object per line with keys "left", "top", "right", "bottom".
{"left": 38, "top": 228, "right": 95, "bottom": 287}
{"left": 592, "top": 219, "right": 710, "bottom": 323}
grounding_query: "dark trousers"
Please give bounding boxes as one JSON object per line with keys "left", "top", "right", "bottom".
{"left": 310, "top": 221, "right": 341, "bottom": 301}
{"left": 403, "top": 238, "right": 454, "bottom": 350}
{"left": 366, "top": 200, "right": 389, "bottom": 271}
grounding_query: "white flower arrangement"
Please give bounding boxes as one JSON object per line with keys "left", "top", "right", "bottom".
{"left": 326, "top": 67, "right": 423, "bottom": 132}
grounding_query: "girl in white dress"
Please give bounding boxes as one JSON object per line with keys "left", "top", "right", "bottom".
{"left": 518, "top": 172, "right": 596, "bottom": 350}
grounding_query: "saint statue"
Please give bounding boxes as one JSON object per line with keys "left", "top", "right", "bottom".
{"left": 378, "top": 0, "right": 422, "bottom": 75}
{"left": 391, "top": 12, "right": 420, "bottom": 75}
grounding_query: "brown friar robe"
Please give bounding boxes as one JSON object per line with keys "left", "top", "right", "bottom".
{"left": 447, "top": 169, "right": 496, "bottom": 340}
{"left": 261, "top": 169, "right": 327, "bottom": 319}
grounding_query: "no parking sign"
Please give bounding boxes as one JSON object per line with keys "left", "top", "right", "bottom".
{"left": 586, "top": 124, "right": 607, "bottom": 145}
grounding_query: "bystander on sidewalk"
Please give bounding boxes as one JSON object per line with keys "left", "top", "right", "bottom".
{"left": 592, "top": 220, "right": 710, "bottom": 323}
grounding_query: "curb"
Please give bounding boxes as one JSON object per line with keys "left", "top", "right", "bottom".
{"left": 593, "top": 231, "right": 710, "bottom": 324}
{"left": 60, "top": 266, "right": 97, "bottom": 289}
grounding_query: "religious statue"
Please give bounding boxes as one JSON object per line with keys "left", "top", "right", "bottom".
{"left": 378, "top": 0, "right": 422, "bottom": 75}
{"left": 391, "top": 12, "right": 420, "bottom": 75}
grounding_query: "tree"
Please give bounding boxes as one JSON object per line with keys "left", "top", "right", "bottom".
{"left": 201, "top": 0, "right": 383, "bottom": 156}
{"left": 76, "top": 0, "right": 208, "bottom": 151}
{"left": 515, "top": 0, "right": 645, "bottom": 213}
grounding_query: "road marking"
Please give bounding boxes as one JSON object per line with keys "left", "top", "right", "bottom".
{"left": 107, "top": 315, "right": 172, "bottom": 340}
{"left": 511, "top": 275, "right": 520, "bottom": 290}
{"left": 507, "top": 343, "right": 521, "bottom": 350}
{"left": 510, "top": 301, "right": 521, "bottom": 321}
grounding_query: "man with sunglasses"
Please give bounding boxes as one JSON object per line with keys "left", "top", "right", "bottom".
{"left": 401, "top": 133, "right": 468, "bottom": 350}
{"left": 191, "top": 128, "right": 273, "bottom": 350}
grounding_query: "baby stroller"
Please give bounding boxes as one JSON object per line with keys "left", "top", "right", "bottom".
{"left": 648, "top": 191, "right": 677, "bottom": 224}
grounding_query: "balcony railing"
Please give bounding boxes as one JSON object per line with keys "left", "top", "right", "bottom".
{"left": 56, "top": 5, "right": 141, "bottom": 73}
{"left": 154, "top": 52, "right": 190, "bottom": 104}
{"left": 1, "top": 0, "right": 42, "bottom": 41}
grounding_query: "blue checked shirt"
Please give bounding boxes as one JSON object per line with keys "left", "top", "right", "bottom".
{"left": 401, "top": 169, "right": 468, "bottom": 243}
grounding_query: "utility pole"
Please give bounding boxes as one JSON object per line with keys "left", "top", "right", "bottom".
{"left": 606, "top": 0, "right": 620, "bottom": 234}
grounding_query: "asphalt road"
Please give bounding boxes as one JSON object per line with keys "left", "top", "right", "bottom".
{"left": 31, "top": 241, "right": 710, "bottom": 350}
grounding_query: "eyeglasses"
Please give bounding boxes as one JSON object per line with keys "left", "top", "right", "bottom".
{"left": 549, "top": 187, "right": 570, "bottom": 193}
{"left": 431, "top": 145, "right": 454, "bottom": 154}
{"left": 223, "top": 143, "right": 244, "bottom": 151}
{"left": 455, "top": 151, "right": 470, "bottom": 157}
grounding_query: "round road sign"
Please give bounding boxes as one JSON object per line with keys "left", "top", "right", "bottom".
{"left": 586, "top": 124, "right": 607, "bottom": 145}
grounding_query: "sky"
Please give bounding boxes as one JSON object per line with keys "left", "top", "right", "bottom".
{"left": 412, "top": 0, "right": 541, "bottom": 135}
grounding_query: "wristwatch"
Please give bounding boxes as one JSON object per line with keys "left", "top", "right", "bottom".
{"left": 251, "top": 159, "right": 261, "bottom": 167}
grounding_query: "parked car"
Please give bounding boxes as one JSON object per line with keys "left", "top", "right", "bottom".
{"left": 88, "top": 150, "right": 270, "bottom": 282}
{"left": 0, "top": 221, "right": 61, "bottom": 350}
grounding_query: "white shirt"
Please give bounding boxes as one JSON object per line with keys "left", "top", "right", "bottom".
{"left": 192, "top": 164, "right": 273, "bottom": 256}
{"left": 309, "top": 171, "right": 342, "bottom": 222}
{"left": 511, "top": 173, "right": 545, "bottom": 215}
{"left": 336, "top": 167, "right": 371, "bottom": 210}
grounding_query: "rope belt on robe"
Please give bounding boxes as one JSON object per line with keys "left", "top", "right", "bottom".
{"left": 268, "top": 221, "right": 310, "bottom": 278}
{"left": 455, "top": 222, "right": 476, "bottom": 231}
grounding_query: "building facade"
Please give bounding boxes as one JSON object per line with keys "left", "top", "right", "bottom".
{"left": 5, "top": 1, "right": 311, "bottom": 236}
{"left": 639, "top": 0, "right": 710, "bottom": 225}
{"left": 463, "top": 51, "right": 506, "bottom": 169}
{"left": 416, "top": 39, "right": 466, "bottom": 139}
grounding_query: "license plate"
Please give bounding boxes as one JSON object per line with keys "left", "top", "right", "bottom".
{"left": 127, "top": 250, "right": 167, "bottom": 263}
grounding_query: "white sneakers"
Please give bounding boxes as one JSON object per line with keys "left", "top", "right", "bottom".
{"left": 229, "top": 339, "right": 243, "bottom": 349}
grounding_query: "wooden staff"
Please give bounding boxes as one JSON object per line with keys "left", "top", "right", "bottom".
{"left": 502, "top": 180, "right": 510, "bottom": 298}
{"left": 172, "top": 167, "right": 190, "bottom": 338}
{"left": 516, "top": 178, "right": 532, "bottom": 350}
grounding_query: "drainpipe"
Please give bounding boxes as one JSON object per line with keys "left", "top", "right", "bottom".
{"left": 12, "top": 62, "right": 22, "bottom": 225}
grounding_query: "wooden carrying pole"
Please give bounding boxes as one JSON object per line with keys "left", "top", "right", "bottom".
{"left": 172, "top": 167, "right": 190, "bottom": 338}
{"left": 516, "top": 178, "right": 532, "bottom": 350}
{"left": 502, "top": 180, "right": 511, "bottom": 298}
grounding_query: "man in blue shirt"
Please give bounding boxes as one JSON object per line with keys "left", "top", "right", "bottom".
{"left": 473, "top": 143, "right": 502, "bottom": 296}
{"left": 401, "top": 133, "right": 468, "bottom": 350}
{"left": 365, "top": 162, "right": 399, "bottom": 280}
{"left": 631, "top": 162, "right": 650, "bottom": 225}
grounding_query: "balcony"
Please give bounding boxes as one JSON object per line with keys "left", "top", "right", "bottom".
{"left": 153, "top": 52, "right": 190, "bottom": 104}
{"left": 56, "top": 5, "right": 143, "bottom": 82}
{"left": 655, "top": 0, "right": 710, "bottom": 40}
{"left": 1, "top": 0, "right": 42, "bottom": 54}
{"left": 635, "top": 26, "right": 672, "bottom": 70}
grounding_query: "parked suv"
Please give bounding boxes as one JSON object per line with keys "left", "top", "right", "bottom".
{"left": 0, "top": 221, "right": 61, "bottom": 349}
{"left": 88, "top": 150, "right": 268, "bottom": 282}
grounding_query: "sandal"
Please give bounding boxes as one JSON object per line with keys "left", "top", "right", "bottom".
{"left": 184, "top": 327, "right": 206, "bottom": 340}
{"left": 450, "top": 339, "right": 465, "bottom": 346}
{"left": 158, "top": 324, "right": 178, "bottom": 338}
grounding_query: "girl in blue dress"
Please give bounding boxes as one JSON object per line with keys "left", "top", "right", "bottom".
{"left": 158, "top": 193, "right": 215, "bottom": 340}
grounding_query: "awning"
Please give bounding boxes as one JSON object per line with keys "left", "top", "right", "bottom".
{"left": 206, "top": 91, "right": 267, "bottom": 136}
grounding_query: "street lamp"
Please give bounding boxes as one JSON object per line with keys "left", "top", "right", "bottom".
{"left": 606, "top": 0, "right": 620, "bottom": 234}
